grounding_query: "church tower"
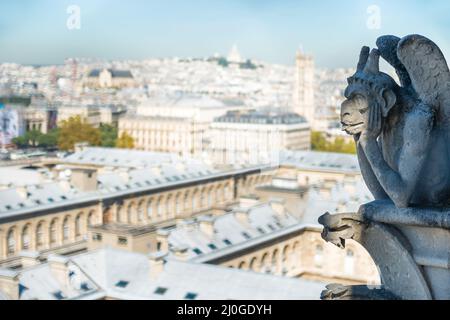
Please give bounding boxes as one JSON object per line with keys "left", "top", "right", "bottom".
{"left": 293, "top": 49, "right": 315, "bottom": 127}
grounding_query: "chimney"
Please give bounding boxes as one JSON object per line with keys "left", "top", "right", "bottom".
{"left": 172, "top": 245, "right": 189, "bottom": 261}
{"left": 269, "top": 198, "right": 286, "bottom": 217}
{"left": 148, "top": 252, "right": 167, "bottom": 280}
{"left": 156, "top": 229, "right": 170, "bottom": 253}
{"left": 47, "top": 255, "right": 70, "bottom": 288}
{"left": 234, "top": 208, "right": 250, "bottom": 225}
{"left": 198, "top": 215, "right": 215, "bottom": 238}
{"left": 70, "top": 168, "right": 98, "bottom": 192}
{"left": 118, "top": 168, "right": 130, "bottom": 183}
{"left": 0, "top": 269, "right": 19, "bottom": 300}
{"left": 19, "top": 251, "right": 40, "bottom": 268}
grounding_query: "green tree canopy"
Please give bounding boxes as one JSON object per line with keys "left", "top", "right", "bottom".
{"left": 99, "top": 124, "right": 118, "bottom": 148}
{"left": 57, "top": 116, "right": 101, "bottom": 151}
{"left": 116, "top": 131, "right": 135, "bottom": 149}
{"left": 311, "top": 131, "right": 356, "bottom": 154}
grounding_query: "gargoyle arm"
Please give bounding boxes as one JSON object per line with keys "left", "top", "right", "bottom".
{"left": 355, "top": 137, "right": 389, "bottom": 200}
{"left": 359, "top": 105, "right": 433, "bottom": 207}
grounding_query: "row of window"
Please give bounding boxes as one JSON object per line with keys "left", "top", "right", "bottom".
{"left": 115, "top": 187, "right": 232, "bottom": 223}
{"left": 6, "top": 211, "right": 96, "bottom": 256}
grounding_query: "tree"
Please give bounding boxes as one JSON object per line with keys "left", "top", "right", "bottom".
{"left": 116, "top": 131, "right": 135, "bottom": 149}
{"left": 37, "top": 128, "right": 59, "bottom": 149}
{"left": 218, "top": 57, "right": 229, "bottom": 68}
{"left": 99, "top": 124, "right": 118, "bottom": 147}
{"left": 12, "top": 135, "right": 29, "bottom": 149}
{"left": 57, "top": 116, "right": 101, "bottom": 151}
{"left": 12, "top": 129, "right": 45, "bottom": 149}
{"left": 311, "top": 131, "right": 356, "bottom": 154}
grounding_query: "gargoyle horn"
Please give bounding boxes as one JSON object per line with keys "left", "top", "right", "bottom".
{"left": 363, "top": 49, "right": 381, "bottom": 74}
{"left": 357, "top": 46, "right": 370, "bottom": 72}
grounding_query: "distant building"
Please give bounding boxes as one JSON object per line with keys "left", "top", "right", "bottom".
{"left": 208, "top": 110, "right": 311, "bottom": 166}
{"left": 227, "top": 44, "right": 243, "bottom": 64}
{"left": 136, "top": 95, "right": 246, "bottom": 123}
{"left": 293, "top": 49, "right": 315, "bottom": 127}
{"left": 0, "top": 147, "right": 269, "bottom": 267}
{"left": 83, "top": 68, "right": 136, "bottom": 89}
{"left": 119, "top": 115, "right": 208, "bottom": 157}
{"left": 57, "top": 105, "right": 102, "bottom": 128}
{"left": 121, "top": 95, "right": 248, "bottom": 157}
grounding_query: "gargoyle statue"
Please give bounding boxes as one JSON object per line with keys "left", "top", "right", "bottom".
{"left": 341, "top": 34, "right": 450, "bottom": 208}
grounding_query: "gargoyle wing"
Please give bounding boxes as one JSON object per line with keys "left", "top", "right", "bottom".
{"left": 397, "top": 34, "right": 450, "bottom": 122}
{"left": 376, "top": 35, "right": 411, "bottom": 88}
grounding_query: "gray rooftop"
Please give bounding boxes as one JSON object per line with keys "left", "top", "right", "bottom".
{"left": 280, "top": 150, "right": 360, "bottom": 174}
{"left": 166, "top": 201, "right": 299, "bottom": 260}
{"left": 7, "top": 247, "right": 325, "bottom": 300}
{"left": 214, "top": 110, "right": 308, "bottom": 125}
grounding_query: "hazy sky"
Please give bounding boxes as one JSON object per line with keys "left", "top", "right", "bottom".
{"left": 0, "top": 0, "right": 449, "bottom": 68}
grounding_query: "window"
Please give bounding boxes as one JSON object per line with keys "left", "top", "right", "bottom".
{"left": 147, "top": 200, "right": 153, "bottom": 218}
{"left": 157, "top": 241, "right": 162, "bottom": 251}
{"left": 117, "top": 205, "right": 123, "bottom": 223}
{"left": 185, "top": 292, "right": 198, "bottom": 300}
{"left": 50, "top": 220, "right": 57, "bottom": 245}
{"left": 267, "top": 224, "right": 276, "bottom": 231}
{"left": 80, "top": 283, "right": 91, "bottom": 292}
{"left": 192, "top": 194, "right": 197, "bottom": 210}
{"left": 75, "top": 214, "right": 82, "bottom": 236}
{"left": 157, "top": 199, "right": 163, "bottom": 217}
{"left": 242, "top": 232, "right": 251, "bottom": 240}
{"left": 118, "top": 237, "right": 128, "bottom": 245}
{"left": 193, "top": 248, "right": 203, "bottom": 255}
{"left": 137, "top": 202, "right": 144, "bottom": 222}
{"left": 208, "top": 244, "right": 217, "bottom": 250}
{"left": 88, "top": 212, "right": 95, "bottom": 226}
{"left": 154, "top": 287, "right": 167, "bottom": 295}
{"left": 7, "top": 229, "right": 15, "bottom": 255}
{"left": 21, "top": 226, "right": 30, "bottom": 250}
{"left": 115, "top": 280, "right": 129, "bottom": 288}
{"left": 92, "top": 233, "right": 102, "bottom": 241}
{"left": 52, "top": 291, "right": 65, "bottom": 300}
{"left": 63, "top": 217, "right": 70, "bottom": 241}
{"left": 36, "top": 223, "right": 44, "bottom": 247}
{"left": 175, "top": 195, "right": 182, "bottom": 215}
{"left": 223, "top": 239, "right": 232, "bottom": 246}
{"left": 127, "top": 205, "right": 133, "bottom": 223}
{"left": 257, "top": 227, "right": 266, "bottom": 234}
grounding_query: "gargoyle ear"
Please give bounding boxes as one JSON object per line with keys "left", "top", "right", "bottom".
{"left": 381, "top": 89, "right": 397, "bottom": 117}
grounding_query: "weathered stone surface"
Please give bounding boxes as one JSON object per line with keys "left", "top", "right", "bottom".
{"left": 321, "top": 284, "right": 399, "bottom": 300}
{"left": 341, "top": 34, "right": 450, "bottom": 208}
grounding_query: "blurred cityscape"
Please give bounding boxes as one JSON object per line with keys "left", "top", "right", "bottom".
{"left": 0, "top": 42, "right": 380, "bottom": 300}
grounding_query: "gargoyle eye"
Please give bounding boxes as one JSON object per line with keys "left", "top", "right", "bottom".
{"left": 360, "top": 107, "right": 369, "bottom": 114}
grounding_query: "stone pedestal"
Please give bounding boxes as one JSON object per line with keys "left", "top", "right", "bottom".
{"left": 318, "top": 200, "right": 450, "bottom": 300}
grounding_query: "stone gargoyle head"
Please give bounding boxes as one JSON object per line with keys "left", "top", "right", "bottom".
{"left": 341, "top": 47, "right": 399, "bottom": 136}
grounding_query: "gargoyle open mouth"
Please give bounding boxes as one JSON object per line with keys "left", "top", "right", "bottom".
{"left": 342, "top": 122, "right": 364, "bottom": 133}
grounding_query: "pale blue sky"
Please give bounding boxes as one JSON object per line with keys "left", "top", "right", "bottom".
{"left": 0, "top": 0, "right": 449, "bottom": 67}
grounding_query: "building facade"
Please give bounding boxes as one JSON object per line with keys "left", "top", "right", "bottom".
{"left": 0, "top": 147, "right": 270, "bottom": 267}
{"left": 83, "top": 69, "right": 136, "bottom": 89}
{"left": 118, "top": 116, "right": 208, "bottom": 157}
{"left": 208, "top": 110, "right": 311, "bottom": 166}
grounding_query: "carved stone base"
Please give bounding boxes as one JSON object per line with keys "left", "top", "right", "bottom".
{"left": 318, "top": 200, "right": 450, "bottom": 300}
{"left": 321, "top": 284, "right": 399, "bottom": 300}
